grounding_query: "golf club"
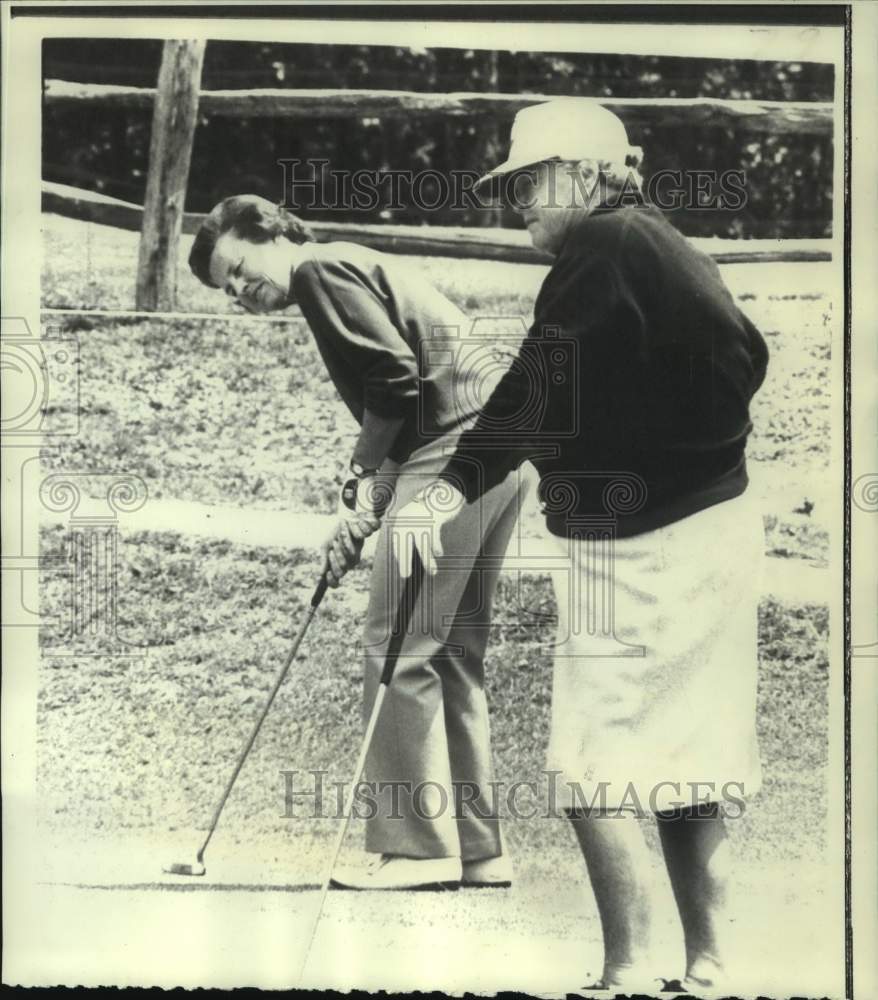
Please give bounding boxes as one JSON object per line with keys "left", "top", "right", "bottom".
{"left": 296, "top": 544, "right": 426, "bottom": 985}
{"left": 164, "top": 566, "right": 331, "bottom": 877}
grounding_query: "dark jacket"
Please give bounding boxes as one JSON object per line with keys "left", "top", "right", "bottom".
{"left": 440, "top": 204, "right": 769, "bottom": 538}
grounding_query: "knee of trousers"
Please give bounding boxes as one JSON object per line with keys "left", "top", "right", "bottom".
{"left": 361, "top": 593, "right": 450, "bottom": 681}
{"left": 361, "top": 633, "right": 447, "bottom": 687}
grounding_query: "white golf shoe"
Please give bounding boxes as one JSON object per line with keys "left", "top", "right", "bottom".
{"left": 329, "top": 854, "right": 462, "bottom": 891}
{"left": 461, "top": 854, "right": 513, "bottom": 888}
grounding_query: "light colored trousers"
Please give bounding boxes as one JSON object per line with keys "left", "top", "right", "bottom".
{"left": 361, "top": 438, "right": 529, "bottom": 861}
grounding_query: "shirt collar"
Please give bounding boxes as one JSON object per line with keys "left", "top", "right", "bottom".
{"left": 557, "top": 196, "right": 648, "bottom": 255}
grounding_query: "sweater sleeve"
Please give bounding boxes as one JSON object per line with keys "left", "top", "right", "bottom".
{"left": 293, "top": 257, "right": 420, "bottom": 418}
{"left": 446, "top": 339, "right": 551, "bottom": 500}
{"left": 743, "top": 311, "right": 769, "bottom": 396}
{"left": 438, "top": 243, "right": 618, "bottom": 501}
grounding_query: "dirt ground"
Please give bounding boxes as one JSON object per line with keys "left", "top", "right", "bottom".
{"left": 13, "top": 831, "right": 842, "bottom": 995}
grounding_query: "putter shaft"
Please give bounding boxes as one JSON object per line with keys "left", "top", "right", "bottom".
{"left": 297, "top": 550, "right": 424, "bottom": 984}
{"left": 168, "top": 571, "right": 329, "bottom": 876}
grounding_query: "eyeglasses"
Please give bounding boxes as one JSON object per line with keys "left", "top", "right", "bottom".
{"left": 503, "top": 160, "right": 559, "bottom": 211}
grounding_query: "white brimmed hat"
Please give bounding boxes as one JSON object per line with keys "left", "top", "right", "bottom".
{"left": 476, "top": 98, "right": 637, "bottom": 191}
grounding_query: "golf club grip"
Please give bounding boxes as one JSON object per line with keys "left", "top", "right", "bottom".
{"left": 311, "top": 573, "right": 330, "bottom": 608}
{"left": 310, "top": 552, "right": 336, "bottom": 607}
{"left": 379, "top": 547, "right": 425, "bottom": 686}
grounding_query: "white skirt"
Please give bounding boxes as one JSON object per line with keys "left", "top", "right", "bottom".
{"left": 546, "top": 492, "right": 764, "bottom": 814}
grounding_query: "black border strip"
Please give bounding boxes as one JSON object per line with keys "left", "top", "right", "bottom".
{"left": 12, "top": 2, "right": 848, "bottom": 27}
{"left": 843, "top": 4, "right": 853, "bottom": 999}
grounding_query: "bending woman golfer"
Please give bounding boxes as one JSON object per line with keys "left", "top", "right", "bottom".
{"left": 189, "top": 195, "right": 527, "bottom": 890}
{"left": 396, "top": 100, "right": 769, "bottom": 992}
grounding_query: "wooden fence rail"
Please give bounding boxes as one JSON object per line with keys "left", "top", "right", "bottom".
{"left": 44, "top": 79, "right": 834, "bottom": 135}
{"left": 43, "top": 181, "right": 832, "bottom": 266}
{"left": 45, "top": 47, "right": 836, "bottom": 309}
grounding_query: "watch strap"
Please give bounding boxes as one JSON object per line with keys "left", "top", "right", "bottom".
{"left": 350, "top": 459, "right": 380, "bottom": 478}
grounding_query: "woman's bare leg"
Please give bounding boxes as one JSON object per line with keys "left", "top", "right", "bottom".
{"left": 568, "top": 810, "right": 656, "bottom": 988}
{"left": 657, "top": 803, "right": 731, "bottom": 988}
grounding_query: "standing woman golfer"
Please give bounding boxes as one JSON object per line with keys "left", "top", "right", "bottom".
{"left": 189, "top": 195, "right": 528, "bottom": 890}
{"left": 397, "top": 100, "right": 769, "bottom": 993}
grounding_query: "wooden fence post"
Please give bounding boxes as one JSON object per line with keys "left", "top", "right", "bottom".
{"left": 135, "top": 40, "right": 206, "bottom": 311}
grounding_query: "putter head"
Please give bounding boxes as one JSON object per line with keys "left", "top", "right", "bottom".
{"left": 163, "top": 860, "right": 206, "bottom": 877}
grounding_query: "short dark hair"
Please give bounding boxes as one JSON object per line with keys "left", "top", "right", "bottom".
{"left": 189, "top": 195, "right": 316, "bottom": 288}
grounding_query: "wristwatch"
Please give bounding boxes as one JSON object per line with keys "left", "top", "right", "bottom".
{"left": 350, "top": 459, "right": 379, "bottom": 479}
{"left": 340, "top": 478, "right": 359, "bottom": 512}
{"left": 341, "top": 472, "right": 393, "bottom": 517}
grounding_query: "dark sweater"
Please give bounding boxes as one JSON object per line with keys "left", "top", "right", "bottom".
{"left": 291, "top": 241, "right": 486, "bottom": 465}
{"left": 440, "top": 204, "right": 769, "bottom": 538}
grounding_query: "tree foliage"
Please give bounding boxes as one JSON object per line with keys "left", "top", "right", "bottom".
{"left": 42, "top": 39, "right": 834, "bottom": 237}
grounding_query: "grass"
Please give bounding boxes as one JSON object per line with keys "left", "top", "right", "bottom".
{"left": 36, "top": 525, "right": 828, "bottom": 869}
{"left": 36, "top": 212, "right": 833, "bottom": 874}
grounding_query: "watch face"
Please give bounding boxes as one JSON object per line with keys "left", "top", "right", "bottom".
{"left": 341, "top": 479, "right": 358, "bottom": 511}
{"left": 350, "top": 460, "right": 377, "bottom": 478}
